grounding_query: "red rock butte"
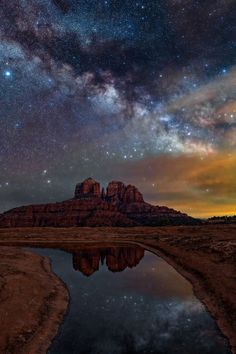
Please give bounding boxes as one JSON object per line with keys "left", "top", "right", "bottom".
{"left": 0, "top": 177, "right": 198, "bottom": 227}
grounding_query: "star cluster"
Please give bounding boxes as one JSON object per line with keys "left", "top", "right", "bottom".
{"left": 0, "top": 0, "right": 235, "bottom": 215}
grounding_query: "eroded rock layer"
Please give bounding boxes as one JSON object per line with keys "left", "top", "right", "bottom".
{"left": 0, "top": 178, "right": 198, "bottom": 227}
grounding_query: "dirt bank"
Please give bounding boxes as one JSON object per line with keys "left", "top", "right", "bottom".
{"left": 0, "top": 247, "right": 69, "bottom": 354}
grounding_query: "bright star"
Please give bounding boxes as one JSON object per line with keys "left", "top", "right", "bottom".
{"left": 4, "top": 70, "right": 12, "bottom": 78}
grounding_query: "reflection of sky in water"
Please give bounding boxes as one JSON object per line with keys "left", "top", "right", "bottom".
{"left": 31, "top": 247, "right": 230, "bottom": 354}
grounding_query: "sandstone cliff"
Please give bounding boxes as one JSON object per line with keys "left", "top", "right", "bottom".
{"left": 0, "top": 178, "right": 198, "bottom": 227}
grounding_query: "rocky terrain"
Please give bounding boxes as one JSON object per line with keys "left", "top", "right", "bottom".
{"left": 0, "top": 178, "right": 197, "bottom": 227}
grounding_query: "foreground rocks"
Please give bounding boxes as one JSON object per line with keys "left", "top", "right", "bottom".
{"left": 0, "top": 178, "right": 197, "bottom": 227}
{"left": 0, "top": 247, "right": 68, "bottom": 354}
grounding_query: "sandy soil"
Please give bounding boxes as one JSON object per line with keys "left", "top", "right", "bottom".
{"left": 0, "top": 247, "right": 69, "bottom": 354}
{"left": 0, "top": 224, "right": 235, "bottom": 353}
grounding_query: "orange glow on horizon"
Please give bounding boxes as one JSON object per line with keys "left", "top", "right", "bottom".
{"left": 126, "top": 152, "right": 236, "bottom": 219}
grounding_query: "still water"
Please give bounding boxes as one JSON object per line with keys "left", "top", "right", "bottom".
{"left": 31, "top": 245, "right": 230, "bottom": 354}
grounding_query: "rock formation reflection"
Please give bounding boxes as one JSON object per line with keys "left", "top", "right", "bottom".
{"left": 72, "top": 246, "right": 145, "bottom": 276}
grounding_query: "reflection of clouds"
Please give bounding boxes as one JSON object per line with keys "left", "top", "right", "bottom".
{"left": 36, "top": 248, "right": 229, "bottom": 354}
{"left": 96, "top": 296, "right": 227, "bottom": 354}
{"left": 86, "top": 292, "right": 226, "bottom": 354}
{"left": 184, "top": 300, "right": 205, "bottom": 314}
{"left": 127, "top": 300, "right": 206, "bottom": 353}
{"left": 122, "top": 254, "right": 193, "bottom": 299}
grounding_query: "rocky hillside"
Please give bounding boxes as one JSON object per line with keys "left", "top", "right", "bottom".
{"left": 0, "top": 178, "right": 198, "bottom": 227}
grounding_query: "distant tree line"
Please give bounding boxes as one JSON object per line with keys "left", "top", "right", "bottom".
{"left": 208, "top": 215, "right": 236, "bottom": 224}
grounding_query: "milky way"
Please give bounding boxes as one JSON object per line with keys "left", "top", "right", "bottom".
{"left": 0, "top": 0, "right": 236, "bottom": 216}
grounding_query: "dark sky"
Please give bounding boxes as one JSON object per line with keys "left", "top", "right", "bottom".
{"left": 0, "top": 0, "right": 236, "bottom": 216}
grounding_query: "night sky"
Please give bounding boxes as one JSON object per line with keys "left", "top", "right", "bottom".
{"left": 0, "top": 0, "right": 236, "bottom": 217}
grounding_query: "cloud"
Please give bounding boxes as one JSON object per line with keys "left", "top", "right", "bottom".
{"left": 0, "top": 0, "right": 235, "bottom": 217}
{"left": 103, "top": 153, "right": 236, "bottom": 217}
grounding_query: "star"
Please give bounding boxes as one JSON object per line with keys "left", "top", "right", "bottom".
{"left": 3, "top": 70, "right": 12, "bottom": 78}
{"left": 0, "top": 0, "right": 234, "bottom": 218}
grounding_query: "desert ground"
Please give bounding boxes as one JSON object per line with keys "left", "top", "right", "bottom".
{"left": 0, "top": 224, "right": 235, "bottom": 353}
{"left": 0, "top": 247, "right": 68, "bottom": 354}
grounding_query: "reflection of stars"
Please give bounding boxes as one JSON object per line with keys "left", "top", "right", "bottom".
{"left": 43, "top": 250, "right": 230, "bottom": 354}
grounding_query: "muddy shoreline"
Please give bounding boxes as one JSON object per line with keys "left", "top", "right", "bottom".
{"left": 0, "top": 247, "right": 69, "bottom": 354}
{"left": 0, "top": 224, "right": 235, "bottom": 353}
{"left": 133, "top": 241, "right": 236, "bottom": 354}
